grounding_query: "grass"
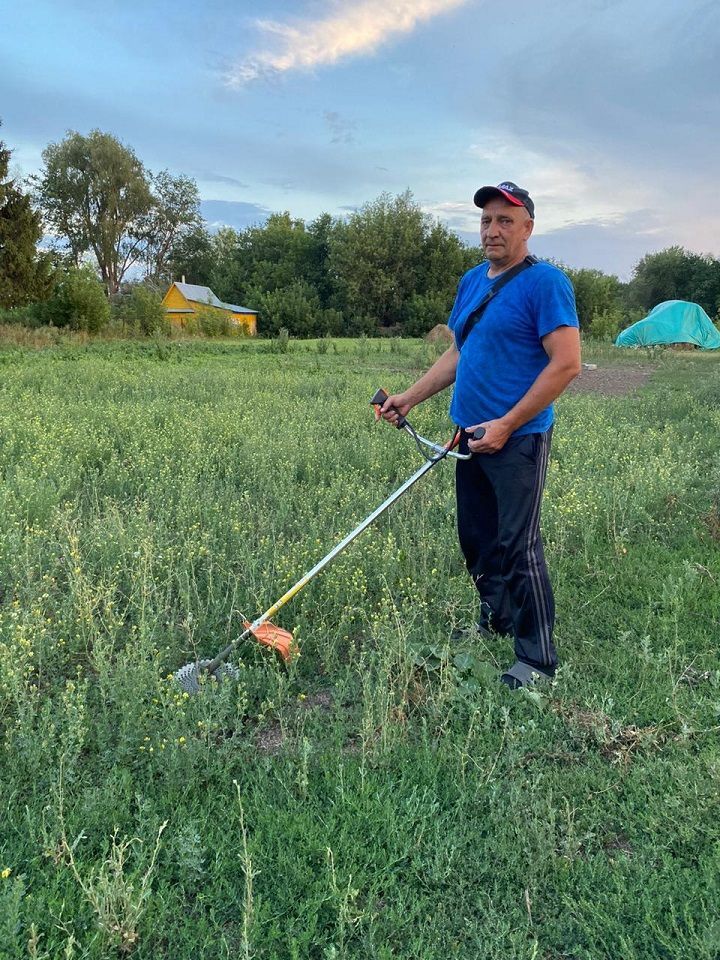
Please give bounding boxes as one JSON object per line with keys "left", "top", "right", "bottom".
{"left": 0, "top": 337, "right": 719, "bottom": 959}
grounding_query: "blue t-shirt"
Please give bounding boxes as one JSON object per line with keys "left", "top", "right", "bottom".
{"left": 447, "top": 259, "right": 578, "bottom": 436}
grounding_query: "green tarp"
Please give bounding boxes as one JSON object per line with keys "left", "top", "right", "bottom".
{"left": 615, "top": 299, "right": 720, "bottom": 349}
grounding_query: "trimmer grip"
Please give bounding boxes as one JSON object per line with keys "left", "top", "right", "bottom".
{"left": 472, "top": 427, "right": 486, "bottom": 440}
{"left": 370, "top": 388, "right": 408, "bottom": 429}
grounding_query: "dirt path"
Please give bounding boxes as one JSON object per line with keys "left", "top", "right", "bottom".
{"left": 567, "top": 363, "right": 656, "bottom": 396}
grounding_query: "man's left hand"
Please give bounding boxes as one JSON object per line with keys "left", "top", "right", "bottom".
{"left": 467, "top": 418, "right": 512, "bottom": 454}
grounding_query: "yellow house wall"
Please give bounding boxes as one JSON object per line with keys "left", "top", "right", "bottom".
{"left": 232, "top": 313, "right": 257, "bottom": 335}
{"left": 162, "top": 284, "right": 258, "bottom": 335}
{"left": 162, "top": 285, "right": 191, "bottom": 310}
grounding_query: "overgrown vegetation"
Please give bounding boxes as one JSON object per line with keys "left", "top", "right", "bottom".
{"left": 3, "top": 122, "right": 720, "bottom": 340}
{"left": 0, "top": 339, "right": 719, "bottom": 958}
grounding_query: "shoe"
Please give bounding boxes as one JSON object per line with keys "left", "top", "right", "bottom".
{"left": 500, "top": 660, "right": 555, "bottom": 690}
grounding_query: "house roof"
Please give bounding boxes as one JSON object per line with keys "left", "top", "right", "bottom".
{"left": 174, "top": 282, "right": 257, "bottom": 315}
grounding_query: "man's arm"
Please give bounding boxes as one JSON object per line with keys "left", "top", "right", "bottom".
{"left": 380, "top": 343, "right": 459, "bottom": 425}
{"left": 469, "top": 326, "right": 581, "bottom": 453}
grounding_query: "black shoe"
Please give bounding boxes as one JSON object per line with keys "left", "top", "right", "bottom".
{"left": 500, "top": 660, "right": 555, "bottom": 690}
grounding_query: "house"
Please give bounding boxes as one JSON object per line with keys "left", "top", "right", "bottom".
{"left": 162, "top": 281, "right": 258, "bottom": 335}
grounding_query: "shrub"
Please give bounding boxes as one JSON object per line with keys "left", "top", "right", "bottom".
{"left": 586, "top": 307, "right": 624, "bottom": 341}
{"left": 344, "top": 313, "right": 377, "bottom": 336}
{"left": 116, "top": 285, "right": 169, "bottom": 336}
{"left": 403, "top": 291, "right": 450, "bottom": 337}
{"left": 252, "top": 280, "right": 320, "bottom": 337}
{"left": 0, "top": 303, "right": 42, "bottom": 327}
{"left": 318, "top": 307, "right": 345, "bottom": 337}
{"left": 196, "top": 306, "right": 230, "bottom": 337}
{"left": 40, "top": 265, "right": 110, "bottom": 332}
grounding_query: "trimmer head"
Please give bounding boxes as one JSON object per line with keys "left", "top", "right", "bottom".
{"left": 174, "top": 659, "right": 240, "bottom": 695}
{"left": 173, "top": 620, "right": 294, "bottom": 695}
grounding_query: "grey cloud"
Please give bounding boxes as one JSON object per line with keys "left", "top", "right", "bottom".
{"left": 200, "top": 199, "right": 271, "bottom": 231}
{"left": 197, "top": 171, "right": 249, "bottom": 188}
{"left": 454, "top": 217, "right": 675, "bottom": 280}
{"left": 499, "top": 1, "right": 720, "bottom": 174}
{"left": 324, "top": 111, "right": 357, "bottom": 145}
{"left": 530, "top": 219, "right": 675, "bottom": 279}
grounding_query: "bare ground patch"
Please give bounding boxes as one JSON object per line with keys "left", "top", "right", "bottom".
{"left": 567, "top": 363, "right": 656, "bottom": 396}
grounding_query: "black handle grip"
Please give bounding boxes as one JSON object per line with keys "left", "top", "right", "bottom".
{"left": 473, "top": 427, "right": 486, "bottom": 440}
{"left": 370, "top": 388, "right": 408, "bottom": 429}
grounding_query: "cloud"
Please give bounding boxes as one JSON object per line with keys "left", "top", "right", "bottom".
{"left": 198, "top": 171, "right": 249, "bottom": 189}
{"left": 227, "top": 0, "right": 470, "bottom": 85}
{"left": 200, "top": 199, "right": 271, "bottom": 231}
{"left": 529, "top": 217, "right": 675, "bottom": 280}
{"left": 324, "top": 110, "right": 356, "bottom": 145}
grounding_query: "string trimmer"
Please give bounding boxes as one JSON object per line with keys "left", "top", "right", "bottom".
{"left": 174, "top": 389, "right": 483, "bottom": 693}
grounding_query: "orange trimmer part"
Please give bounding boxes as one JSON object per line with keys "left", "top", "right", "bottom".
{"left": 244, "top": 620, "right": 294, "bottom": 662}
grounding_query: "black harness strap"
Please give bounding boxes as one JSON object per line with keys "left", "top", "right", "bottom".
{"left": 457, "top": 254, "right": 538, "bottom": 349}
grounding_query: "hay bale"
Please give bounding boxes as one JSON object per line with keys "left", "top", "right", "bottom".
{"left": 425, "top": 324, "right": 453, "bottom": 344}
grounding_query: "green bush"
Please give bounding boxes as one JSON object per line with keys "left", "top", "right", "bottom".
{"left": 40, "top": 264, "right": 110, "bottom": 332}
{"left": 252, "top": 280, "right": 321, "bottom": 337}
{"left": 196, "top": 306, "right": 230, "bottom": 337}
{"left": 344, "top": 313, "right": 377, "bottom": 336}
{"left": 403, "top": 291, "right": 450, "bottom": 337}
{"left": 318, "top": 307, "right": 345, "bottom": 337}
{"left": 115, "top": 285, "right": 169, "bottom": 336}
{"left": 0, "top": 303, "right": 42, "bottom": 327}
{"left": 586, "top": 307, "right": 624, "bottom": 341}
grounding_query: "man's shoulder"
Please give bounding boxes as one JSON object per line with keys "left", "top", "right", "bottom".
{"left": 524, "top": 259, "right": 574, "bottom": 295}
{"left": 527, "top": 259, "right": 571, "bottom": 281}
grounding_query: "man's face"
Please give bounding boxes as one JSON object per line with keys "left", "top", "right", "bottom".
{"left": 480, "top": 197, "right": 534, "bottom": 268}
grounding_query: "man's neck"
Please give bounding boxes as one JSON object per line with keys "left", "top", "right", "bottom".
{"left": 487, "top": 252, "right": 529, "bottom": 278}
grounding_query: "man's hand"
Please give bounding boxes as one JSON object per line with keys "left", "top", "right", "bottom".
{"left": 380, "top": 392, "right": 414, "bottom": 427}
{"left": 467, "top": 418, "right": 512, "bottom": 454}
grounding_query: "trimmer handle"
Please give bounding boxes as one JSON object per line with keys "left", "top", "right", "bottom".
{"left": 370, "top": 388, "right": 408, "bottom": 429}
{"left": 472, "top": 427, "right": 486, "bottom": 440}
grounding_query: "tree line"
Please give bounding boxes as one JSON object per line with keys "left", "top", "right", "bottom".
{"left": 2, "top": 124, "right": 720, "bottom": 338}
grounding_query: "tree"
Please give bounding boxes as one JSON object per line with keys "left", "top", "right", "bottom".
{"left": 306, "top": 212, "right": 337, "bottom": 308}
{"left": 142, "top": 170, "right": 202, "bottom": 283}
{"left": 627, "top": 246, "right": 720, "bottom": 317}
{"left": 329, "top": 192, "right": 426, "bottom": 329}
{"left": 564, "top": 266, "right": 622, "bottom": 331}
{"left": 328, "top": 191, "right": 469, "bottom": 332}
{"left": 166, "top": 224, "right": 215, "bottom": 287}
{"left": 218, "top": 213, "right": 321, "bottom": 305}
{"left": 34, "top": 129, "right": 154, "bottom": 296}
{"left": 0, "top": 124, "right": 53, "bottom": 308}
{"left": 208, "top": 227, "right": 243, "bottom": 302}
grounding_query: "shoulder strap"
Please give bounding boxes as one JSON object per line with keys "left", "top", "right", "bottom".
{"left": 457, "top": 255, "right": 539, "bottom": 349}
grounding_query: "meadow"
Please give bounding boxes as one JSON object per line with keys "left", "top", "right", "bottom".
{"left": 0, "top": 336, "right": 719, "bottom": 959}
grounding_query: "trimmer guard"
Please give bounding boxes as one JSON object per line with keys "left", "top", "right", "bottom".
{"left": 244, "top": 620, "right": 294, "bottom": 662}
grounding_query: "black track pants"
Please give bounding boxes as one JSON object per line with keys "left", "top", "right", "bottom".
{"left": 455, "top": 429, "right": 556, "bottom": 670}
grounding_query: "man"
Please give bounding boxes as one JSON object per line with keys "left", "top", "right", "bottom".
{"left": 381, "top": 181, "right": 581, "bottom": 689}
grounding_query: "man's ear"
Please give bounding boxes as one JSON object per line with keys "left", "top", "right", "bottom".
{"left": 525, "top": 218, "right": 535, "bottom": 239}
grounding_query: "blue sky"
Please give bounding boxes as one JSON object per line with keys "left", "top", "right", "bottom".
{"left": 2, "top": 0, "right": 718, "bottom": 278}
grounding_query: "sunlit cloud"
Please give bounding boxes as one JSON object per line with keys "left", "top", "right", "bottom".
{"left": 467, "top": 135, "right": 656, "bottom": 233}
{"left": 227, "top": 0, "right": 470, "bottom": 86}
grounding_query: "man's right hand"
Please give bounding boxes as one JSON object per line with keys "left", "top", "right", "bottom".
{"left": 380, "top": 392, "right": 414, "bottom": 426}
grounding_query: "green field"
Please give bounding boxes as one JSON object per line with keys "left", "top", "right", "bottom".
{"left": 1, "top": 338, "right": 719, "bottom": 959}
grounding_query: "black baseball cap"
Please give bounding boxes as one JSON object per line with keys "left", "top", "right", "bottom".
{"left": 473, "top": 181, "right": 535, "bottom": 219}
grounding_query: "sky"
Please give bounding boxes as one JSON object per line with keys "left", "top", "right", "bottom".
{"left": 1, "top": 0, "right": 718, "bottom": 279}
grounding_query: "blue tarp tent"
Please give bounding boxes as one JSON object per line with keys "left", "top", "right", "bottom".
{"left": 615, "top": 300, "right": 720, "bottom": 350}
